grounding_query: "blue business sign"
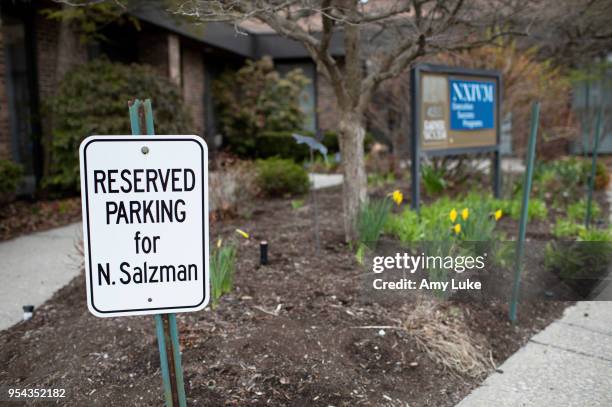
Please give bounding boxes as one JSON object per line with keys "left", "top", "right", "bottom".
{"left": 449, "top": 79, "right": 496, "bottom": 131}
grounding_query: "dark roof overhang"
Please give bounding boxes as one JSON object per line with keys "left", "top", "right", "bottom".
{"left": 132, "top": 4, "right": 344, "bottom": 59}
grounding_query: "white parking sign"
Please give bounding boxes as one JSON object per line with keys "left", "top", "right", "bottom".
{"left": 79, "top": 135, "right": 209, "bottom": 317}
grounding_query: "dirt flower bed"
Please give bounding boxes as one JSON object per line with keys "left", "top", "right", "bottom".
{"left": 0, "top": 187, "right": 572, "bottom": 406}
{"left": 0, "top": 197, "right": 81, "bottom": 241}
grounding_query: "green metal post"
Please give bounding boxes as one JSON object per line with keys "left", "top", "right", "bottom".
{"left": 168, "top": 313, "right": 187, "bottom": 404}
{"left": 154, "top": 314, "right": 174, "bottom": 406}
{"left": 582, "top": 81, "right": 590, "bottom": 157}
{"left": 585, "top": 107, "right": 603, "bottom": 228}
{"left": 509, "top": 102, "right": 540, "bottom": 323}
{"left": 129, "top": 99, "right": 187, "bottom": 407}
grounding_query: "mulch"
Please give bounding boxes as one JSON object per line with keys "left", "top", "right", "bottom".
{"left": 0, "top": 186, "right": 572, "bottom": 406}
{"left": 0, "top": 197, "right": 81, "bottom": 242}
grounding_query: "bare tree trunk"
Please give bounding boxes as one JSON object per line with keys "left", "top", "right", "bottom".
{"left": 335, "top": 0, "right": 367, "bottom": 243}
{"left": 338, "top": 109, "right": 367, "bottom": 242}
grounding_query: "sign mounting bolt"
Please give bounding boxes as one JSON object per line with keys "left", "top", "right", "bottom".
{"left": 141, "top": 146, "right": 149, "bottom": 155}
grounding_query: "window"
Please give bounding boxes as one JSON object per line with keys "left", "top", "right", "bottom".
{"left": 276, "top": 61, "right": 317, "bottom": 133}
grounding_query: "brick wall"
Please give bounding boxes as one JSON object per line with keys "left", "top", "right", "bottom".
{"left": 1, "top": 12, "right": 208, "bottom": 176}
{"left": 181, "top": 43, "right": 205, "bottom": 136}
{"left": 138, "top": 26, "right": 170, "bottom": 77}
{"left": 138, "top": 29, "right": 205, "bottom": 138}
{"left": 0, "top": 29, "right": 11, "bottom": 160}
{"left": 35, "top": 14, "right": 87, "bottom": 176}
{"left": 35, "top": 15, "right": 59, "bottom": 108}
{"left": 168, "top": 33, "right": 181, "bottom": 86}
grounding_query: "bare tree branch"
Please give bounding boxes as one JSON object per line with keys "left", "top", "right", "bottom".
{"left": 51, "top": 0, "right": 110, "bottom": 6}
{"left": 164, "top": 0, "right": 553, "bottom": 240}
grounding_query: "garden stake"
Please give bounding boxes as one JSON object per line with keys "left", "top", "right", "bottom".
{"left": 309, "top": 147, "right": 321, "bottom": 255}
{"left": 581, "top": 80, "right": 591, "bottom": 159}
{"left": 260, "top": 241, "right": 269, "bottom": 265}
{"left": 585, "top": 107, "right": 603, "bottom": 229}
{"left": 509, "top": 102, "right": 540, "bottom": 323}
{"left": 22, "top": 305, "right": 34, "bottom": 321}
{"left": 128, "top": 99, "right": 187, "bottom": 407}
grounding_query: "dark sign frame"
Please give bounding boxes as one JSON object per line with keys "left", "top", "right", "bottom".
{"left": 410, "top": 63, "right": 502, "bottom": 211}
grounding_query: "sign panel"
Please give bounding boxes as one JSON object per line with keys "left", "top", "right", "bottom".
{"left": 449, "top": 79, "right": 495, "bottom": 130}
{"left": 79, "top": 135, "right": 209, "bottom": 317}
{"left": 417, "top": 70, "right": 499, "bottom": 152}
{"left": 410, "top": 64, "right": 502, "bottom": 210}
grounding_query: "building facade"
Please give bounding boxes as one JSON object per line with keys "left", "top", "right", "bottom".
{"left": 0, "top": 1, "right": 342, "bottom": 191}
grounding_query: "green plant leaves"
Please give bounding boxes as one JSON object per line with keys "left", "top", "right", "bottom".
{"left": 44, "top": 59, "right": 192, "bottom": 193}
{"left": 212, "top": 57, "right": 309, "bottom": 158}
{"left": 0, "top": 160, "right": 23, "bottom": 200}
{"left": 210, "top": 244, "right": 237, "bottom": 308}
{"left": 356, "top": 198, "right": 392, "bottom": 249}
{"left": 255, "top": 158, "right": 310, "bottom": 197}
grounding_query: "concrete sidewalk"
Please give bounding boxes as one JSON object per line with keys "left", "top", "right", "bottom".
{"left": 310, "top": 172, "right": 343, "bottom": 189}
{"left": 0, "top": 223, "right": 82, "bottom": 330}
{"left": 457, "top": 301, "right": 612, "bottom": 407}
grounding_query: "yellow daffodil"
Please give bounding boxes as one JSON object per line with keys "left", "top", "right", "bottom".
{"left": 494, "top": 209, "right": 503, "bottom": 221}
{"left": 235, "top": 228, "right": 249, "bottom": 239}
{"left": 391, "top": 190, "right": 403, "bottom": 206}
{"left": 216, "top": 238, "right": 223, "bottom": 248}
{"left": 461, "top": 208, "right": 469, "bottom": 221}
{"left": 449, "top": 208, "right": 458, "bottom": 223}
{"left": 453, "top": 223, "right": 461, "bottom": 234}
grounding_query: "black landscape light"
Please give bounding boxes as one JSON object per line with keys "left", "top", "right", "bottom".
{"left": 22, "top": 305, "right": 34, "bottom": 321}
{"left": 260, "top": 241, "right": 269, "bottom": 265}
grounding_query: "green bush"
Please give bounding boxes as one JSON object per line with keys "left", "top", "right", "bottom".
{"left": 383, "top": 194, "right": 506, "bottom": 287}
{"left": 322, "top": 131, "right": 340, "bottom": 153}
{"left": 421, "top": 164, "right": 448, "bottom": 196}
{"left": 537, "top": 157, "right": 586, "bottom": 185}
{"left": 567, "top": 199, "right": 601, "bottom": 223}
{"left": 533, "top": 157, "right": 609, "bottom": 197}
{"left": 385, "top": 193, "right": 504, "bottom": 242}
{"left": 322, "top": 130, "right": 375, "bottom": 155}
{"left": 497, "top": 197, "right": 548, "bottom": 221}
{"left": 385, "top": 208, "right": 424, "bottom": 242}
{"left": 0, "top": 159, "right": 23, "bottom": 201}
{"left": 45, "top": 59, "right": 192, "bottom": 192}
{"left": 545, "top": 240, "right": 611, "bottom": 278}
{"left": 423, "top": 196, "right": 501, "bottom": 241}
{"left": 578, "top": 227, "right": 612, "bottom": 242}
{"left": 545, "top": 230, "right": 612, "bottom": 296}
{"left": 256, "top": 131, "right": 310, "bottom": 161}
{"left": 552, "top": 219, "right": 585, "bottom": 239}
{"left": 255, "top": 130, "right": 375, "bottom": 163}
{"left": 592, "top": 160, "right": 610, "bottom": 190}
{"left": 255, "top": 157, "right": 310, "bottom": 197}
{"left": 210, "top": 243, "right": 237, "bottom": 308}
{"left": 213, "top": 57, "right": 309, "bottom": 158}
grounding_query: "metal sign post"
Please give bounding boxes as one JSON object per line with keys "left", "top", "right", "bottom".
{"left": 129, "top": 99, "right": 187, "bottom": 407}
{"left": 509, "top": 102, "right": 540, "bottom": 323}
{"left": 292, "top": 133, "right": 328, "bottom": 255}
{"left": 79, "top": 98, "right": 209, "bottom": 406}
{"left": 410, "top": 64, "right": 502, "bottom": 212}
{"left": 585, "top": 107, "right": 603, "bottom": 228}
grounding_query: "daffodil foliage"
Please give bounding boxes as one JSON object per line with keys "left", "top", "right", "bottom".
{"left": 385, "top": 193, "right": 506, "bottom": 242}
